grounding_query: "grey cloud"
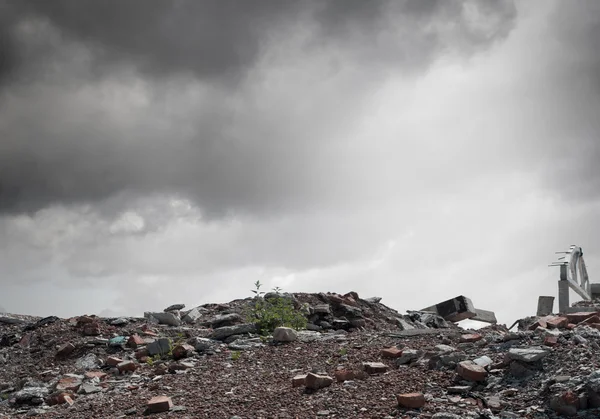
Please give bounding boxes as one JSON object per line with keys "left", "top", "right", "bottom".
{"left": 0, "top": 0, "right": 517, "bottom": 216}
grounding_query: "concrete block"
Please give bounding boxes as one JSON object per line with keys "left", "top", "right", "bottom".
{"left": 472, "top": 309, "right": 497, "bottom": 324}
{"left": 591, "top": 283, "right": 600, "bottom": 299}
{"left": 537, "top": 296, "right": 555, "bottom": 316}
{"left": 421, "top": 296, "right": 477, "bottom": 323}
{"left": 558, "top": 280, "right": 570, "bottom": 314}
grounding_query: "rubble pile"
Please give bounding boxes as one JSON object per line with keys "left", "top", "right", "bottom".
{"left": 1, "top": 293, "right": 600, "bottom": 418}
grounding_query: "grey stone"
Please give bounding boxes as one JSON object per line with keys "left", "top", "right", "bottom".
{"left": 331, "top": 319, "right": 351, "bottom": 330}
{"left": 228, "top": 338, "right": 264, "bottom": 351}
{"left": 13, "top": 387, "right": 49, "bottom": 405}
{"left": 164, "top": 303, "right": 185, "bottom": 312}
{"left": 79, "top": 383, "right": 102, "bottom": 394}
{"left": 109, "top": 318, "right": 129, "bottom": 326}
{"left": 364, "top": 297, "right": 382, "bottom": 304}
{"left": 447, "top": 385, "right": 472, "bottom": 394}
{"left": 273, "top": 327, "right": 298, "bottom": 342}
{"left": 144, "top": 312, "right": 181, "bottom": 326}
{"left": 190, "top": 337, "right": 215, "bottom": 352}
{"left": 312, "top": 304, "right": 331, "bottom": 314}
{"left": 306, "top": 323, "right": 322, "bottom": 331}
{"left": 75, "top": 353, "right": 100, "bottom": 370}
{"left": 396, "top": 349, "right": 420, "bottom": 365}
{"left": 210, "top": 323, "right": 256, "bottom": 340}
{"left": 182, "top": 307, "right": 205, "bottom": 323}
{"left": 432, "top": 414, "right": 462, "bottom": 419}
{"left": 319, "top": 320, "right": 332, "bottom": 329}
{"left": 473, "top": 355, "right": 493, "bottom": 368}
{"left": 207, "top": 313, "right": 242, "bottom": 328}
{"left": 339, "top": 304, "right": 362, "bottom": 317}
{"left": 506, "top": 347, "right": 549, "bottom": 363}
{"left": 147, "top": 338, "right": 172, "bottom": 356}
{"left": 395, "top": 317, "right": 416, "bottom": 331}
{"left": 435, "top": 344, "right": 456, "bottom": 354}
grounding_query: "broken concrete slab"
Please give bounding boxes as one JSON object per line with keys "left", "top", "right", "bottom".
{"left": 537, "top": 296, "right": 555, "bottom": 317}
{"left": 421, "top": 295, "right": 497, "bottom": 324}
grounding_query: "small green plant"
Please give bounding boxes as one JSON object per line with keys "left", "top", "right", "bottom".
{"left": 230, "top": 350, "right": 241, "bottom": 361}
{"left": 244, "top": 282, "right": 307, "bottom": 334}
{"left": 339, "top": 347, "right": 348, "bottom": 356}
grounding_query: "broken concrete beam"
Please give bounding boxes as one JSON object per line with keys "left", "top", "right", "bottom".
{"left": 591, "top": 283, "right": 600, "bottom": 299}
{"left": 537, "top": 296, "right": 555, "bottom": 317}
{"left": 421, "top": 296, "right": 477, "bottom": 323}
{"left": 471, "top": 309, "right": 497, "bottom": 324}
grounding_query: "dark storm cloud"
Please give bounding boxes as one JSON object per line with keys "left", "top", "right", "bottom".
{"left": 0, "top": 0, "right": 517, "bottom": 216}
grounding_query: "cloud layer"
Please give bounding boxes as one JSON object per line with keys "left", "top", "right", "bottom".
{"left": 1, "top": 1, "right": 600, "bottom": 326}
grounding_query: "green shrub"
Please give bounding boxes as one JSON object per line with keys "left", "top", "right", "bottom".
{"left": 245, "top": 281, "right": 307, "bottom": 334}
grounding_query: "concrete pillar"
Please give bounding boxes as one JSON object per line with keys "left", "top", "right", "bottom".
{"left": 537, "top": 296, "right": 555, "bottom": 316}
{"left": 558, "top": 280, "right": 570, "bottom": 314}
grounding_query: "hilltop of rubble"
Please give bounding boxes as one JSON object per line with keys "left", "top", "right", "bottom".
{"left": 2, "top": 291, "right": 600, "bottom": 418}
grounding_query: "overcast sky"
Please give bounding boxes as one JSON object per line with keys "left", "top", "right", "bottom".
{"left": 1, "top": 0, "right": 599, "bottom": 326}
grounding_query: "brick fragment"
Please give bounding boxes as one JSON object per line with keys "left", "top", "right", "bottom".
{"left": 396, "top": 392, "right": 426, "bottom": 408}
{"left": 56, "top": 342, "right": 75, "bottom": 357}
{"left": 457, "top": 361, "right": 488, "bottom": 382}
{"left": 84, "top": 371, "right": 107, "bottom": 380}
{"left": 292, "top": 374, "right": 306, "bottom": 387}
{"left": 460, "top": 333, "right": 483, "bottom": 343}
{"left": 304, "top": 372, "right": 333, "bottom": 390}
{"left": 334, "top": 370, "right": 355, "bottom": 382}
{"left": 106, "top": 356, "right": 123, "bottom": 367}
{"left": 117, "top": 360, "right": 137, "bottom": 373}
{"left": 544, "top": 336, "right": 559, "bottom": 347}
{"left": 546, "top": 316, "right": 569, "bottom": 329}
{"left": 381, "top": 347, "right": 403, "bottom": 358}
{"left": 566, "top": 312, "right": 598, "bottom": 324}
{"left": 172, "top": 344, "right": 195, "bottom": 360}
{"left": 146, "top": 396, "right": 173, "bottom": 413}
{"left": 528, "top": 319, "right": 547, "bottom": 331}
{"left": 127, "top": 334, "right": 145, "bottom": 348}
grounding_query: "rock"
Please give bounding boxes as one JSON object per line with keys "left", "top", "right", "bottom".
{"left": 190, "top": 337, "right": 215, "bottom": 352}
{"left": 395, "top": 318, "right": 416, "bottom": 331}
{"left": 147, "top": 338, "right": 172, "bottom": 356}
{"left": 273, "top": 327, "right": 298, "bottom": 342}
{"left": 304, "top": 372, "right": 333, "bottom": 390}
{"left": 13, "top": 387, "right": 49, "bottom": 405}
{"left": 435, "top": 344, "right": 456, "bottom": 354}
{"left": 381, "top": 347, "right": 403, "bottom": 358}
{"left": 164, "top": 304, "right": 185, "bottom": 312}
{"left": 331, "top": 319, "right": 351, "bottom": 330}
{"left": 172, "top": 344, "right": 195, "bottom": 360}
{"left": 109, "top": 317, "right": 129, "bottom": 326}
{"left": 319, "top": 320, "right": 333, "bottom": 329}
{"left": 396, "top": 349, "right": 419, "bottom": 365}
{"left": 312, "top": 304, "right": 331, "bottom": 314}
{"left": 210, "top": 323, "right": 256, "bottom": 340}
{"left": 292, "top": 375, "right": 306, "bottom": 387}
{"left": 109, "top": 336, "right": 127, "bottom": 346}
{"left": 506, "top": 347, "right": 549, "bottom": 363}
{"left": 485, "top": 395, "right": 502, "bottom": 411}
{"left": 460, "top": 334, "right": 483, "bottom": 343}
{"left": 473, "top": 355, "right": 493, "bottom": 368}
{"left": 56, "top": 342, "right": 75, "bottom": 358}
{"left": 456, "top": 361, "right": 488, "bottom": 382}
{"left": 182, "top": 307, "right": 205, "bottom": 323}
{"left": 396, "top": 392, "right": 426, "bottom": 408}
{"left": 306, "top": 323, "right": 322, "bottom": 331}
{"left": 144, "top": 312, "right": 181, "bottom": 326}
{"left": 79, "top": 382, "right": 102, "bottom": 394}
{"left": 544, "top": 335, "right": 559, "bottom": 347}
{"left": 365, "top": 297, "right": 382, "bottom": 303}
{"left": 362, "top": 362, "right": 388, "bottom": 374}
{"left": 546, "top": 316, "right": 568, "bottom": 328}
{"left": 447, "top": 386, "right": 472, "bottom": 394}
{"left": 509, "top": 361, "right": 535, "bottom": 378}
{"left": 549, "top": 391, "right": 579, "bottom": 416}
{"left": 207, "top": 313, "right": 242, "bottom": 328}
{"left": 75, "top": 353, "right": 99, "bottom": 370}
{"left": 146, "top": 396, "right": 173, "bottom": 413}
{"left": 82, "top": 322, "right": 101, "bottom": 336}
{"left": 431, "top": 414, "right": 462, "bottom": 419}
{"left": 84, "top": 371, "right": 107, "bottom": 380}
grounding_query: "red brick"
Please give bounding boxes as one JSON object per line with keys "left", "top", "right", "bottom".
{"left": 56, "top": 342, "right": 75, "bottom": 358}
{"left": 566, "top": 312, "right": 598, "bottom": 324}
{"left": 567, "top": 323, "right": 576, "bottom": 330}
{"left": 304, "top": 373, "right": 333, "bottom": 389}
{"left": 334, "top": 370, "right": 355, "bottom": 382}
{"left": 58, "top": 393, "right": 75, "bottom": 406}
{"left": 528, "top": 319, "right": 547, "bottom": 331}
{"left": 146, "top": 396, "right": 173, "bottom": 413}
{"left": 84, "top": 371, "right": 107, "bottom": 380}
{"left": 460, "top": 333, "right": 483, "bottom": 343}
{"left": 127, "top": 334, "right": 145, "bottom": 348}
{"left": 82, "top": 323, "right": 101, "bottom": 336}
{"left": 457, "top": 361, "right": 488, "bottom": 382}
{"left": 117, "top": 360, "right": 137, "bottom": 372}
{"left": 56, "top": 376, "right": 82, "bottom": 392}
{"left": 396, "top": 392, "right": 426, "bottom": 409}
{"left": 172, "top": 344, "right": 195, "bottom": 360}
{"left": 381, "top": 347, "right": 403, "bottom": 358}
{"left": 106, "top": 356, "right": 123, "bottom": 367}
{"left": 291, "top": 374, "right": 306, "bottom": 387}
{"left": 135, "top": 348, "right": 150, "bottom": 360}
{"left": 544, "top": 336, "right": 559, "bottom": 347}
{"left": 546, "top": 316, "right": 569, "bottom": 329}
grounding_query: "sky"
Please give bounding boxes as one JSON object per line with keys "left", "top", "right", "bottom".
{"left": 1, "top": 0, "right": 600, "bottom": 326}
